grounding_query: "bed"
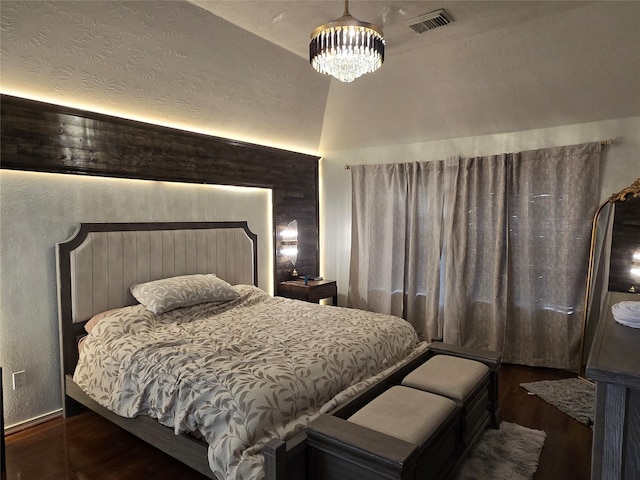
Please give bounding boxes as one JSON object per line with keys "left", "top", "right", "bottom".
{"left": 56, "top": 221, "right": 428, "bottom": 480}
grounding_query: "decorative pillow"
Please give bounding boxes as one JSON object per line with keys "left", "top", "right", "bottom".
{"left": 85, "top": 308, "right": 123, "bottom": 333}
{"left": 130, "top": 273, "right": 239, "bottom": 314}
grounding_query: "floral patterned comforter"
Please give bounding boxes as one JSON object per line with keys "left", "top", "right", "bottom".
{"left": 74, "top": 284, "right": 425, "bottom": 479}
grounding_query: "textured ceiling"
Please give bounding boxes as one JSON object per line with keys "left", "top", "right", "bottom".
{"left": 190, "top": 1, "right": 588, "bottom": 59}
{"left": 1, "top": 1, "right": 639, "bottom": 155}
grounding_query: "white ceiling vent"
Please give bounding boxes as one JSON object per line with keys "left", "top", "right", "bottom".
{"left": 406, "top": 9, "right": 453, "bottom": 34}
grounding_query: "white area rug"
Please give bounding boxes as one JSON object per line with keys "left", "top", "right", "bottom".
{"left": 520, "top": 377, "right": 595, "bottom": 426}
{"left": 453, "top": 422, "right": 546, "bottom": 480}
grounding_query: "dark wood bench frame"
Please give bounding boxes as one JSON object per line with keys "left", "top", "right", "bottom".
{"left": 264, "top": 342, "right": 502, "bottom": 480}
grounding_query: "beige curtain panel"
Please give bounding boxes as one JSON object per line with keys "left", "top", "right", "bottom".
{"left": 349, "top": 142, "right": 601, "bottom": 370}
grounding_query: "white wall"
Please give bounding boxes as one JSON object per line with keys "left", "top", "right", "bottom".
{"left": 0, "top": 171, "right": 272, "bottom": 428}
{"left": 319, "top": 116, "right": 640, "bottom": 305}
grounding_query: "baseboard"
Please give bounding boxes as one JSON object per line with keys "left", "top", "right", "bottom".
{"left": 4, "top": 409, "right": 62, "bottom": 436}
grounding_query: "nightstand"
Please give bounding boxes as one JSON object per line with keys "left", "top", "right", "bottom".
{"left": 278, "top": 279, "right": 337, "bottom": 306}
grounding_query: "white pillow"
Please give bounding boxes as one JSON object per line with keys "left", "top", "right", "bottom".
{"left": 130, "top": 273, "right": 239, "bottom": 314}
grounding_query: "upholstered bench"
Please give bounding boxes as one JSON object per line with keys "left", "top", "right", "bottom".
{"left": 347, "top": 386, "right": 457, "bottom": 446}
{"left": 402, "top": 354, "right": 491, "bottom": 446}
{"left": 306, "top": 386, "right": 460, "bottom": 480}
{"left": 303, "top": 343, "right": 501, "bottom": 480}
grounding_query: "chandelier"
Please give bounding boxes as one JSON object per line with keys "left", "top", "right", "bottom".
{"left": 309, "top": 0, "right": 385, "bottom": 83}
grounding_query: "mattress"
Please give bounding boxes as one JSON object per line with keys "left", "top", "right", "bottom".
{"left": 73, "top": 284, "right": 425, "bottom": 479}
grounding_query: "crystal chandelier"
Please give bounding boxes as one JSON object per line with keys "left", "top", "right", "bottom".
{"left": 309, "top": 0, "right": 385, "bottom": 83}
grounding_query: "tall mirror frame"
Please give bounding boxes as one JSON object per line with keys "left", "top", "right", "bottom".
{"left": 580, "top": 177, "right": 640, "bottom": 377}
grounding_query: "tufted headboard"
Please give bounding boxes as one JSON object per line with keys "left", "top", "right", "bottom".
{"left": 56, "top": 222, "right": 257, "bottom": 378}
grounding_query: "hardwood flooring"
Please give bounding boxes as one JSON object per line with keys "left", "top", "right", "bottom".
{"left": 3, "top": 364, "right": 592, "bottom": 480}
{"left": 498, "top": 365, "right": 592, "bottom": 480}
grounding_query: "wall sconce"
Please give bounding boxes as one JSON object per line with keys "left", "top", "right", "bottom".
{"left": 631, "top": 250, "right": 640, "bottom": 278}
{"left": 280, "top": 220, "right": 298, "bottom": 277}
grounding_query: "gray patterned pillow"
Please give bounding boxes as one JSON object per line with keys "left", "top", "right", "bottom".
{"left": 130, "top": 273, "right": 239, "bottom": 314}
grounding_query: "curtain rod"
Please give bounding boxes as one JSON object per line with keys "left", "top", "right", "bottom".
{"left": 343, "top": 139, "right": 614, "bottom": 170}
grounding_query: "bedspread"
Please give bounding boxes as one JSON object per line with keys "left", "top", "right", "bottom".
{"left": 73, "top": 284, "right": 425, "bottom": 479}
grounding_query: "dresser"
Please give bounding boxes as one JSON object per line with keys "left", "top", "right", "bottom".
{"left": 586, "top": 291, "right": 640, "bottom": 480}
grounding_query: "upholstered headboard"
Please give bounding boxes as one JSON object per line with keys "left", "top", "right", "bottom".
{"left": 56, "top": 222, "right": 257, "bottom": 377}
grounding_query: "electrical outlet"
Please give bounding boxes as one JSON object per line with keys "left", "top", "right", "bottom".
{"left": 12, "top": 370, "right": 26, "bottom": 389}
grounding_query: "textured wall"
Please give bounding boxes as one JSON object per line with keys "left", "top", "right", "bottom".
{"left": 0, "top": 171, "right": 271, "bottom": 428}
{"left": 0, "top": 0, "right": 328, "bottom": 154}
{"left": 0, "top": 94, "right": 319, "bottom": 290}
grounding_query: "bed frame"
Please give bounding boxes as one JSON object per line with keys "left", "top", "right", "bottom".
{"left": 57, "top": 222, "right": 501, "bottom": 480}
{"left": 56, "top": 221, "right": 257, "bottom": 479}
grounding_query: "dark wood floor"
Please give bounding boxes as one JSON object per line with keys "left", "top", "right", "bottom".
{"left": 2, "top": 364, "right": 592, "bottom": 480}
{"left": 498, "top": 365, "right": 592, "bottom": 480}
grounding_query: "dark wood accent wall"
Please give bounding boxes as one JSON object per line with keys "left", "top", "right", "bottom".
{"left": 0, "top": 94, "right": 319, "bottom": 289}
{"left": 608, "top": 195, "right": 640, "bottom": 293}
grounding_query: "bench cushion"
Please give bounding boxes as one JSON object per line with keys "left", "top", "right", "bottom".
{"left": 402, "top": 355, "right": 489, "bottom": 401}
{"left": 347, "top": 386, "right": 457, "bottom": 445}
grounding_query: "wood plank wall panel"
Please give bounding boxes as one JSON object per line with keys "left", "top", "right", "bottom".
{"left": 0, "top": 95, "right": 319, "bottom": 289}
{"left": 608, "top": 196, "right": 640, "bottom": 293}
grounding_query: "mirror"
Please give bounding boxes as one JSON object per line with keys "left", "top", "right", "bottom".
{"left": 581, "top": 178, "right": 640, "bottom": 376}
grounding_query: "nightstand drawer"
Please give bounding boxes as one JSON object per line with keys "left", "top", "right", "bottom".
{"left": 278, "top": 279, "right": 338, "bottom": 305}
{"left": 307, "top": 282, "right": 337, "bottom": 302}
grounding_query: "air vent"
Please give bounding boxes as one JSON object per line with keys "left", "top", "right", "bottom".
{"left": 406, "top": 9, "right": 453, "bottom": 34}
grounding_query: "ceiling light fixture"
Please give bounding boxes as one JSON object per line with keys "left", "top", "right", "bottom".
{"left": 309, "top": 0, "right": 385, "bottom": 83}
